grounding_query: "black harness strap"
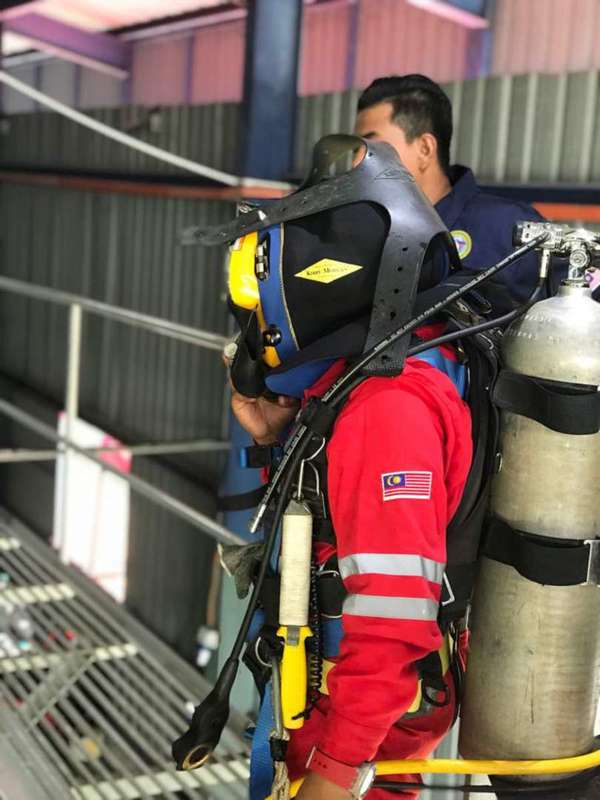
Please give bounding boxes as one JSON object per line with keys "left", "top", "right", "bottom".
{"left": 317, "top": 569, "right": 346, "bottom": 618}
{"left": 493, "top": 369, "right": 600, "bottom": 435}
{"left": 415, "top": 650, "right": 450, "bottom": 708}
{"left": 259, "top": 560, "right": 346, "bottom": 626}
{"left": 217, "top": 485, "right": 267, "bottom": 512}
{"left": 240, "top": 444, "right": 281, "bottom": 468}
{"left": 439, "top": 319, "right": 501, "bottom": 627}
{"left": 482, "top": 516, "right": 599, "bottom": 587}
{"left": 300, "top": 397, "right": 338, "bottom": 438}
{"left": 438, "top": 563, "right": 478, "bottom": 628}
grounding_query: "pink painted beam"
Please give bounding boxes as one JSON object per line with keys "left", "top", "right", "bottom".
{"left": 406, "top": 0, "right": 489, "bottom": 29}
{"left": 0, "top": 1, "right": 41, "bottom": 21}
{"left": 5, "top": 12, "right": 130, "bottom": 77}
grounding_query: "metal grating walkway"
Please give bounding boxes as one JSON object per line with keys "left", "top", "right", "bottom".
{"left": 0, "top": 512, "right": 250, "bottom": 800}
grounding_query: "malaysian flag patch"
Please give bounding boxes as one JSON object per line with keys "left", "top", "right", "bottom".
{"left": 381, "top": 470, "right": 432, "bottom": 501}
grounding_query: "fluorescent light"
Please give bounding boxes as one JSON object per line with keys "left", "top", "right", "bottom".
{"left": 407, "top": 0, "right": 489, "bottom": 30}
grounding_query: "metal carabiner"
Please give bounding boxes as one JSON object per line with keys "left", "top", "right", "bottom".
{"left": 304, "top": 436, "right": 326, "bottom": 463}
{"left": 294, "top": 435, "right": 325, "bottom": 501}
{"left": 295, "top": 459, "right": 306, "bottom": 501}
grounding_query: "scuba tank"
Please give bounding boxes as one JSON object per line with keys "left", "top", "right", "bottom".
{"left": 460, "top": 223, "right": 600, "bottom": 779}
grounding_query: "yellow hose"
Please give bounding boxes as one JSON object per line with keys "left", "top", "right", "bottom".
{"left": 272, "top": 747, "right": 600, "bottom": 799}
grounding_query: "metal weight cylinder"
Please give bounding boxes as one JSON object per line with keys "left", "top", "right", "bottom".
{"left": 460, "top": 286, "right": 600, "bottom": 774}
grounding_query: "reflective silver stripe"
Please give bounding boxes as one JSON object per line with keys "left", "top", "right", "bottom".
{"left": 343, "top": 594, "right": 439, "bottom": 621}
{"left": 338, "top": 553, "right": 444, "bottom": 585}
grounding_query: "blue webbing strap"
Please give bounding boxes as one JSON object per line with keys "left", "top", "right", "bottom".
{"left": 250, "top": 681, "right": 275, "bottom": 800}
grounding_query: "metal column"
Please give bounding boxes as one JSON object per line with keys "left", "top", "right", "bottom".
{"left": 57, "top": 303, "right": 82, "bottom": 562}
{"left": 240, "top": 0, "right": 303, "bottom": 181}
{"left": 217, "top": 0, "right": 304, "bottom": 715}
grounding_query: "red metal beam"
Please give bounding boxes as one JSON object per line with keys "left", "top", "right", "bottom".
{"left": 3, "top": 171, "right": 599, "bottom": 220}
{"left": 533, "top": 203, "right": 600, "bottom": 223}
{"left": 0, "top": 170, "right": 288, "bottom": 200}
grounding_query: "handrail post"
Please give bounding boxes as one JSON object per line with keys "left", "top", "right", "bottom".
{"left": 56, "top": 303, "right": 83, "bottom": 562}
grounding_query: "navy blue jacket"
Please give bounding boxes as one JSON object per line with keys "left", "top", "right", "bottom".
{"left": 436, "top": 166, "right": 544, "bottom": 309}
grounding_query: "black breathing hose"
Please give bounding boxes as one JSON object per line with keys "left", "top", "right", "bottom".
{"left": 374, "top": 778, "right": 590, "bottom": 795}
{"left": 171, "top": 430, "right": 317, "bottom": 770}
{"left": 407, "top": 278, "right": 546, "bottom": 359}
{"left": 325, "top": 234, "right": 549, "bottom": 404}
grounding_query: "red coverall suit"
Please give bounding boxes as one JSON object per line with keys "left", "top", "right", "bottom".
{"left": 285, "top": 343, "right": 472, "bottom": 798}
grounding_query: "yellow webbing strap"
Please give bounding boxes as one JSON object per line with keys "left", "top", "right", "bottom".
{"left": 268, "top": 747, "right": 600, "bottom": 800}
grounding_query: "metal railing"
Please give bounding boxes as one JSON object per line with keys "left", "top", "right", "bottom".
{"left": 0, "top": 275, "right": 244, "bottom": 550}
{"left": 0, "top": 512, "right": 250, "bottom": 799}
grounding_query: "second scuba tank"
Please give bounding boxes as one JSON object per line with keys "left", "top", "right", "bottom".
{"left": 460, "top": 282, "right": 600, "bottom": 772}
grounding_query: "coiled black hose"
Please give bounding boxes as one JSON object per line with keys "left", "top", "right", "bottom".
{"left": 294, "top": 555, "right": 323, "bottom": 721}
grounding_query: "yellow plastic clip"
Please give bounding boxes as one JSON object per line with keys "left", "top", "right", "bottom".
{"left": 228, "top": 232, "right": 280, "bottom": 367}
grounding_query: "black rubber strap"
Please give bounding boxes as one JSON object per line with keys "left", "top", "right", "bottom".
{"left": 240, "top": 444, "right": 280, "bottom": 469}
{"left": 438, "top": 562, "right": 477, "bottom": 628}
{"left": 482, "top": 516, "right": 596, "bottom": 586}
{"left": 217, "top": 485, "right": 266, "bottom": 512}
{"left": 259, "top": 575, "right": 280, "bottom": 626}
{"left": 493, "top": 369, "right": 600, "bottom": 435}
{"left": 415, "top": 650, "right": 450, "bottom": 708}
{"left": 260, "top": 567, "right": 347, "bottom": 625}
{"left": 317, "top": 570, "right": 346, "bottom": 617}
{"left": 314, "top": 517, "right": 335, "bottom": 545}
{"left": 300, "top": 397, "right": 338, "bottom": 437}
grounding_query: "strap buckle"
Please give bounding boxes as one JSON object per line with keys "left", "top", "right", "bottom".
{"left": 440, "top": 573, "right": 456, "bottom": 607}
{"left": 585, "top": 539, "right": 600, "bottom": 585}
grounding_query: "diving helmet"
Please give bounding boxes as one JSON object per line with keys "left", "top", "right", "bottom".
{"left": 186, "top": 135, "right": 460, "bottom": 397}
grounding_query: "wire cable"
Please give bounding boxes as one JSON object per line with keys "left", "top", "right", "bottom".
{"left": 0, "top": 70, "right": 293, "bottom": 192}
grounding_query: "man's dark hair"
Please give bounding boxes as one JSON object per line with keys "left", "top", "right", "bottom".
{"left": 357, "top": 74, "right": 453, "bottom": 173}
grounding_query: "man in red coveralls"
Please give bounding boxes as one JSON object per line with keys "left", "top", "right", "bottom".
{"left": 224, "top": 137, "right": 473, "bottom": 799}
{"left": 236, "top": 364, "right": 470, "bottom": 800}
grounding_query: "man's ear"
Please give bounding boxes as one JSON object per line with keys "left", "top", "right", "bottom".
{"left": 417, "top": 132, "right": 438, "bottom": 171}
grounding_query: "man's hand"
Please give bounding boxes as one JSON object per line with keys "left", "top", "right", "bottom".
{"left": 231, "top": 390, "right": 299, "bottom": 445}
{"left": 295, "top": 771, "right": 351, "bottom": 800}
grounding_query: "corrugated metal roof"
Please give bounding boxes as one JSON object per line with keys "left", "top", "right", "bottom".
{"left": 2, "top": 0, "right": 482, "bottom": 107}
{"left": 293, "top": 70, "right": 600, "bottom": 185}
{"left": 1, "top": 102, "right": 241, "bottom": 174}
{"left": 191, "top": 20, "right": 246, "bottom": 104}
{"left": 131, "top": 36, "right": 192, "bottom": 107}
{"left": 11, "top": 0, "right": 597, "bottom": 107}
{"left": 492, "top": 0, "right": 600, "bottom": 76}
{"left": 298, "top": 1, "right": 352, "bottom": 95}
{"left": 354, "top": 0, "right": 472, "bottom": 87}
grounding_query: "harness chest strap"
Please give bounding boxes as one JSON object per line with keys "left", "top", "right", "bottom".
{"left": 318, "top": 634, "right": 452, "bottom": 714}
